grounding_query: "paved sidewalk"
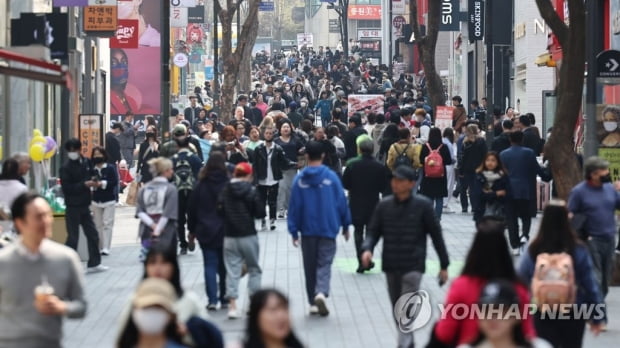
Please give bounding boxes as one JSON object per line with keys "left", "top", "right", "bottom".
{"left": 62, "top": 204, "right": 620, "bottom": 347}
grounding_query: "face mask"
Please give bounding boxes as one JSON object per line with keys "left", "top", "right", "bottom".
{"left": 603, "top": 121, "right": 617, "bottom": 132}
{"left": 146, "top": 132, "right": 156, "bottom": 138}
{"left": 300, "top": 102, "right": 307, "bottom": 107}
{"left": 132, "top": 308, "right": 170, "bottom": 335}
{"left": 600, "top": 174, "right": 612, "bottom": 183}
{"left": 92, "top": 157, "right": 105, "bottom": 165}
{"left": 68, "top": 152, "right": 80, "bottom": 161}
{"left": 111, "top": 63, "right": 129, "bottom": 86}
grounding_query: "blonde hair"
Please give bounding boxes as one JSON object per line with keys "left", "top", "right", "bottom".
{"left": 148, "top": 157, "right": 173, "bottom": 177}
{"left": 465, "top": 124, "right": 480, "bottom": 138}
{"left": 259, "top": 115, "right": 274, "bottom": 129}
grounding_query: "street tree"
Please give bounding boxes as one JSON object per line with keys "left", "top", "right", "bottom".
{"left": 327, "top": 0, "right": 349, "bottom": 59}
{"left": 410, "top": 0, "right": 445, "bottom": 115}
{"left": 216, "top": 0, "right": 261, "bottom": 123}
{"left": 535, "top": 0, "right": 585, "bottom": 199}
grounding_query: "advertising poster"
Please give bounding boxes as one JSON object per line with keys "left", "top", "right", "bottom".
{"left": 596, "top": 104, "right": 620, "bottom": 147}
{"left": 599, "top": 148, "right": 620, "bottom": 182}
{"left": 435, "top": 106, "right": 454, "bottom": 131}
{"left": 110, "top": 19, "right": 139, "bottom": 48}
{"left": 79, "top": 114, "right": 103, "bottom": 158}
{"left": 347, "top": 94, "right": 384, "bottom": 118}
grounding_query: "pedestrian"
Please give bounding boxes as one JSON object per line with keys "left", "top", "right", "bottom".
{"left": 518, "top": 200, "right": 605, "bottom": 346}
{"left": 118, "top": 111, "right": 139, "bottom": 168}
{"left": 218, "top": 162, "right": 266, "bottom": 319}
{"left": 500, "top": 130, "right": 546, "bottom": 255}
{"left": 386, "top": 127, "right": 422, "bottom": 172}
{"left": 106, "top": 122, "right": 123, "bottom": 165}
{"left": 171, "top": 137, "right": 202, "bottom": 255}
{"left": 235, "top": 122, "right": 250, "bottom": 144}
{"left": 274, "top": 120, "right": 303, "bottom": 219}
{"left": 314, "top": 91, "right": 333, "bottom": 126}
{"left": 60, "top": 138, "right": 108, "bottom": 273}
{"left": 11, "top": 152, "right": 31, "bottom": 186}
{"left": 116, "top": 278, "right": 189, "bottom": 348}
{"left": 136, "top": 125, "right": 160, "bottom": 184}
{"left": 327, "top": 125, "right": 346, "bottom": 175}
{"left": 343, "top": 115, "right": 367, "bottom": 160}
{"left": 378, "top": 123, "right": 399, "bottom": 164}
{"left": 371, "top": 114, "right": 387, "bottom": 157}
{"left": 160, "top": 124, "right": 202, "bottom": 159}
{"left": 568, "top": 156, "right": 620, "bottom": 325}
{"left": 428, "top": 218, "right": 534, "bottom": 347}
{"left": 136, "top": 157, "right": 178, "bottom": 259}
{"left": 419, "top": 127, "right": 453, "bottom": 220}
{"left": 0, "top": 192, "right": 86, "bottom": 348}
{"left": 243, "top": 289, "right": 305, "bottom": 348}
{"left": 184, "top": 95, "right": 202, "bottom": 125}
{"left": 219, "top": 125, "right": 250, "bottom": 165}
{"left": 229, "top": 106, "right": 253, "bottom": 136}
{"left": 243, "top": 126, "right": 263, "bottom": 151}
{"left": 360, "top": 165, "right": 449, "bottom": 348}
{"left": 253, "top": 127, "right": 297, "bottom": 231}
{"left": 442, "top": 128, "right": 457, "bottom": 212}
{"left": 472, "top": 152, "right": 509, "bottom": 223}
{"left": 519, "top": 114, "right": 543, "bottom": 155}
{"left": 0, "top": 158, "right": 28, "bottom": 235}
{"left": 188, "top": 152, "right": 230, "bottom": 311}
{"left": 90, "top": 147, "right": 118, "bottom": 256}
{"left": 342, "top": 138, "right": 389, "bottom": 273}
{"left": 288, "top": 141, "right": 351, "bottom": 316}
{"left": 458, "top": 123, "right": 487, "bottom": 214}
{"left": 451, "top": 96, "right": 467, "bottom": 134}
{"left": 458, "top": 280, "right": 552, "bottom": 348}
{"left": 491, "top": 119, "right": 513, "bottom": 154}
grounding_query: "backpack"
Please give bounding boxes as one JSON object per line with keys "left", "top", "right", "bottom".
{"left": 393, "top": 144, "right": 412, "bottom": 169}
{"left": 173, "top": 153, "right": 196, "bottom": 192}
{"left": 531, "top": 252, "right": 576, "bottom": 313}
{"left": 424, "top": 143, "right": 445, "bottom": 178}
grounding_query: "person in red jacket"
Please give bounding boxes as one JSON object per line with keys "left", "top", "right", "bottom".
{"left": 428, "top": 218, "right": 536, "bottom": 346}
{"left": 117, "top": 160, "right": 134, "bottom": 194}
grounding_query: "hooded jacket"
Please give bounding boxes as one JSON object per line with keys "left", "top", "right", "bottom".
{"left": 217, "top": 179, "right": 265, "bottom": 238}
{"left": 287, "top": 165, "right": 351, "bottom": 240}
{"left": 188, "top": 171, "right": 229, "bottom": 247}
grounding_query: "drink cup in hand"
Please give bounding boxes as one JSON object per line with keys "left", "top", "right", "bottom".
{"left": 34, "top": 277, "right": 54, "bottom": 306}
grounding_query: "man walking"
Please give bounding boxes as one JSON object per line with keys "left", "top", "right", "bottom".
{"left": 118, "top": 112, "right": 139, "bottom": 168}
{"left": 361, "top": 166, "right": 449, "bottom": 348}
{"left": 288, "top": 141, "right": 351, "bottom": 316}
{"left": 60, "top": 139, "right": 108, "bottom": 273}
{"left": 342, "top": 138, "right": 389, "bottom": 273}
{"left": 0, "top": 193, "right": 86, "bottom": 348}
{"left": 106, "top": 122, "right": 123, "bottom": 165}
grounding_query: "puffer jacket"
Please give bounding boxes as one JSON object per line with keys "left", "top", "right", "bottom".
{"left": 362, "top": 193, "right": 450, "bottom": 273}
{"left": 217, "top": 179, "right": 265, "bottom": 238}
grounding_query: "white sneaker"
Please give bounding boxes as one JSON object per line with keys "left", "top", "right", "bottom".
{"left": 100, "top": 248, "right": 110, "bottom": 256}
{"left": 228, "top": 308, "right": 240, "bottom": 319}
{"left": 443, "top": 207, "right": 454, "bottom": 214}
{"left": 314, "top": 293, "right": 329, "bottom": 316}
{"left": 512, "top": 248, "right": 520, "bottom": 256}
{"left": 309, "top": 305, "right": 319, "bottom": 315}
{"left": 520, "top": 236, "right": 528, "bottom": 245}
{"left": 86, "top": 264, "right": 109, "bottom": 274}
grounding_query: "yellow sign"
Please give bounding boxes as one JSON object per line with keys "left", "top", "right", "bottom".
{"left": 84, "top": 6, "right": 117, "bottom": 32}
{"left": 599, "top": 147, "right": 620, "bottom": 182}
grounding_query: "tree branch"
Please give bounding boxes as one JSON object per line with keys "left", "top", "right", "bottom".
{"left": 535, "top": 0, "right": 568, "bottom": 46}
{"left": 232, "top": 0, "right": 260, "bottom": 62}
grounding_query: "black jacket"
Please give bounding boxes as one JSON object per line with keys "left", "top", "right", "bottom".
{"left": 252, "top": 143, "right": 296, "bottom": 183}
{"left": 523, "top": 127, "right": 543, "bottom": 155}
{"left": 343, "top": 126, "right": 367, "bottom": 160}
{"left": 419, "top": 142, "right": 453, "bottom": 198}
{"left": 217, "top": 180, "right": 266, "bottom": 237}
{"left": 362, "top": 194, "right": 450, "bottom": 273}
{"left": 105, "top": 132, "right": 121, "bottom": 164}
{"left": 342, "top": 155, "right": 390, "bottom": 225}
{"left": 491, "top": 133, "right": 511, "bottom": 154}
{"left": 60, "top": 157, "right": 94, "bottom": 207}
{"left": 472, "top": 171, "right": 510, "bottom": 222}
{"left": 188, "top": 171, "right": 229, "bottom": 247}
{"left": 92, "top": 163, "right": 118, "bottom": 203}
{"left": 458, "top": 137, "right": 487, "bottom": 174}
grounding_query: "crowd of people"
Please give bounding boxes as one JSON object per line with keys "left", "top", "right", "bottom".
{"left": 0, "top": 46, "right": 617, "bottom": 348}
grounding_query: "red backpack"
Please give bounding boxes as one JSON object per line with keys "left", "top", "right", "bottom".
{"left": 424, "top": 143, "right": 444, "bottom": 178}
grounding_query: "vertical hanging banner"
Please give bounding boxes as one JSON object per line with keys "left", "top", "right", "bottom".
{"left": 79, "top": 114, "right": 103, "bottom": 158}
{"left": 469, "top": 0, "right": 484, "bottom": 40}
{"left": 439, "top": 0, "right": 460, "bottom": 31}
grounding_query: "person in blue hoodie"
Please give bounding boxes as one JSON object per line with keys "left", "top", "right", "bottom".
{"left": 287, "top": 141, "right": 351, "bottom": 317}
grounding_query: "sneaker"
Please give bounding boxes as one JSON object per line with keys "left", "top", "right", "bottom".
{"left": 520, "top": 236, "right": 528, "bottom": 245}
{"left": 188, "top": 236, "right": 196, "bottom": 252}
{"left": 277, "top": 210, "right": 285, "bottom": 219}
{"left": 179, "top": 247, "right": 188, "bottom": 255}
{"left": 461, "top": 209, "right": 468, "bottom": 214}
{"left": 228, "top": 308, "right": 240, "bottom": 319}
{"left": 220, "top": 302, "right": 229, "bottom": 309}
{"left": 443, "top": 207, "right": 454, "bottom": 214}
{"left": 100, "top": 248, "right": 110, "bottom": 256}
{"left": 512, "top": 248, "right": 520, "bottom": 256}
{"left": 86, "top": 264, "right": 109, "bottom": 274}
{"left": 270, "top": 219, "right": 276, "bottom": 231}
{"left": 314, "top": 293, "right": 329, "bottom": 316}
{"left": 206, "top": 304, "right": 217, "bottom": 311}
{"left": 309, "top": 305, "right": 319, "bottom": 315}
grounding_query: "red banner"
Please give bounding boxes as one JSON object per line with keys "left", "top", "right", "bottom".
{"left": 347, "top": 5, "right": 382, "bottom": 20}
{"left": 110, "top": 20, "right": 139, "bottom": 48}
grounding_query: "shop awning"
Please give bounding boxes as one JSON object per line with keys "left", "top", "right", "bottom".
{"left": 0, "top": 49, "right": 70, "bottom": 87}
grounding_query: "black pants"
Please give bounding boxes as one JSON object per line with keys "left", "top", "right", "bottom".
{"left": 178, "top": 190, "right": 191, "bottom": 249}
{"left": 257, "top": 183, "right": 278, "bottom": 220}
{"left": 459, "top": 173, "right": 478, "bottom": 213}
{"left": 506, "top": 199, "right": 532, "bottom": 248}
{"left": 65, "top": 206, "right": 101, "bottom": 268}
{"left": 535, "top": 314, "right": 585, "bottom": 348}
{"left": 354, "top": 223, "right": 368, "bottom": 266}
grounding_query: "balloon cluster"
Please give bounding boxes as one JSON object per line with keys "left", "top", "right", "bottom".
{"left": 29, "top": 129, "right": 57, "bottom": 162}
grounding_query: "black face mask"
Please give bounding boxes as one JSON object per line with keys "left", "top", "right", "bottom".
{"left": 600, "top": 174, "right": 612, "bottom": 183}
{"left": 92, "top": 157, "right": 105, "bottom": 165}
{"left": 146, "top": 132, "right": 156, "bottom": 138}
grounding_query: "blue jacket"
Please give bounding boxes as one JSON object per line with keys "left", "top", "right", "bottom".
{"left": 288, "top": 165, "right": 351, "bottom": 240}
{"left": 314, "top": 99, "right": 332, "bottom": 120}
{"left": 500, "top": 145, "right": 545, "bottom": 201}
{"left": 518, "top": 245, "right": 605, "bottom": 323}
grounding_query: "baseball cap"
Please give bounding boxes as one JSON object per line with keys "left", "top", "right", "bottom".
{"left": 234, "top": 162, "right": 253, "bottom": 177}
{"left": 132, "top": 278, "right": 177, "bottom": 312}
{"left": 392, "top": 166, "right": 418, "bottom": 181}
{"left": 173, "top": 124, "right": 187, "bottom": 136}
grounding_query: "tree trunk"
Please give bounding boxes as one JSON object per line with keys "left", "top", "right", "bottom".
{"left": 239, "top": 11, "right": 259, "bottom": 92}
{"left": 535, "top": 0, "right": 585, "bottom": 199}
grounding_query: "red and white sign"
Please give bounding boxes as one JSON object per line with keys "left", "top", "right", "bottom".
{"left": 357, "top": 29, "right": 382, "bottom": 39}
{"left": 435, "top": 106, "right": 454, "bottom": 131}
{"left": 110, "top": 19, "right": 139, "bottom": 48}
{"left": 347, "top": 5, "right": 382, "bottom": 20}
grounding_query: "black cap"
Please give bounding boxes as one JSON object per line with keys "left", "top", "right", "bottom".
{"left": 111, "top": 122, "right": 123, "bottom": 130}
{"left": 478, "top": 280, "right": 519, "bottom": 306}
{"left": 392, "top": 166, "right": 418, "bottom": 181}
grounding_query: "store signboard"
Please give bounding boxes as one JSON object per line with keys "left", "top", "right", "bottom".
{"left": 357, "top": 29, "right": 382, "bottom": 39}
{"left": 84, "top": 6, "right": 117, "bottom": 31}
{"left": 347, "top": 5, "right": 381, "bottom": 20}
{"left": 110, "top": 19, "right": 139, "bottom": 48}
{"left": 435, "top": 106, "right": 454, "bottom": 131}
{"left": 79, "top": 114, "right": 103, "bottom": 158}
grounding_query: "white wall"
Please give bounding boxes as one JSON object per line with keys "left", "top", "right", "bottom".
{"left": 305, "top": 5, "right": 341, "bottom": 49}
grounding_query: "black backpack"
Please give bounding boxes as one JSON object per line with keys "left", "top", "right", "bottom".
{"left": 173, "top": 153, "right": 195, "bottom": 192}
{"left": 393, "top": 144, "right": 412, "bottom": 169}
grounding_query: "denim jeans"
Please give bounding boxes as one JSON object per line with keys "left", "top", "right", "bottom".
{"left": 432, "top": 197, "right": 444, "bottom": 220}
{"left": 588, "top": 236, "right": 615, "bottom": 299}
{"left": 301, "top": 236, "right": 336, "bottom": 305}
{"left": 200, "top": 245, "right": 227, "bottom": 306}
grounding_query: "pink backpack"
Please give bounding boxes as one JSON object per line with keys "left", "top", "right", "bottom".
{"left": 531, "top": 252, "right": 576, "bottom": 313}
{"left": 424, "top": 143, "right": 444, "bottom": 178}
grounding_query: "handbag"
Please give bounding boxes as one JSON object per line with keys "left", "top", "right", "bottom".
{"left": 484, "top": 201, "right": 505, "bottom": 220}
{"left": 125, "top": 181, "right": 140, "bottom": 206}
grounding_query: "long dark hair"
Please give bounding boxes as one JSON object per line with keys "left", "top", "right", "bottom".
{"left": 443, "top": 127, "right": 455, "bottom": 143}
{"left": 461, "top": 218, "right": 518, "bottom": 282}
{"left": 476, "top": 152, "right": 507, "bottom": 174}
{"left": 142, "top": 247, "right": 183, "bottom": 297}
{"left": 528, "top": 201, "right": 579, "bottom": 258}
{"left": 0, "top": 158, "right": 21, "bottom": 180}
{"left": 244, "top": 289, "right": 304, "bottom": 348}
{"left": 427, "top": 127, "right": 442, "bottom": 148}
{"left": 116, "top": 307, "right": 183, "bottom": 348}
{"left": 199, "top": 151, "right": 228, "bottom": 181}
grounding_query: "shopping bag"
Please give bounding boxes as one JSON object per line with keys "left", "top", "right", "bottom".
{"left": 125, "top": 181, "right": 139, "bottom": 206}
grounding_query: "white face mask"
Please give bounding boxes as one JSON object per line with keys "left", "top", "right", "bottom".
{"left": 604, "top": 121, "right": 618, "bottom": 132}
{"left": 300, "top": 102, "right": 307, "bottom": 107}
{"left": 67, "top": 152, "right": 80, "bottom": 161}
{"left": 132, "top": 308, "right": 170, "bottom": 335}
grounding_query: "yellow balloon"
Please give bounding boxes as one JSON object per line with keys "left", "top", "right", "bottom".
{"left": 33, "top": 129, "right": 43, "bottom": 137}
{"left": 43, "top": 147, "right": 56, "bottom": 160}
{"left": 30, "top": 136, "right": 46, "bottom": 147}
{"left": 29, "top": 143, "right": 45, "bottom": 162}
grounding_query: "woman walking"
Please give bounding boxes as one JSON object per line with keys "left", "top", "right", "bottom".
{"left": 472, "top": 152, "right": 509, "bottom": 223}
{"left": 419, "top": 128, "right": 453, "bottom": 220}
{"left": 136, "top": 125, "right": 160, "bottom": 184}
{"left": 442, "top": 128, "right": 457, "bottom": 212}
{"left": 90, "top": 147, "right": 119, "bottom": 255}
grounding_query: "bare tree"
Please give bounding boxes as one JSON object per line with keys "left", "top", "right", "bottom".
{"left": 216, "top": 0, "right": 261, "bottom": 123}
{"left": 535, "top": 0, "right": 585, "bottom": 199}
{"left": 410, "top": 0, "right": 445, "bottom": 115}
